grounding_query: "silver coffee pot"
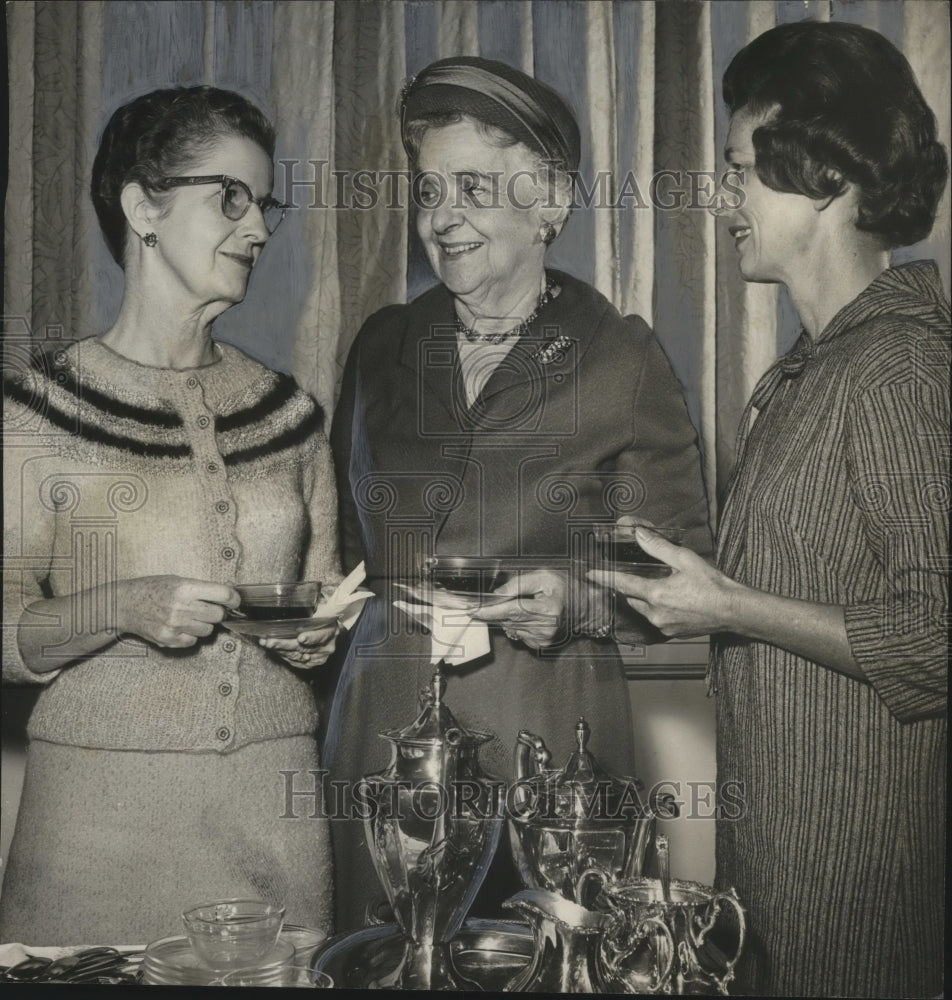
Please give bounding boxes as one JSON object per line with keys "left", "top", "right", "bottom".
{"left": 361, "top": 667, "right": 503, "bottom": 990}
{"left": 510, "top": 717, "right": 675, "bottom": 903}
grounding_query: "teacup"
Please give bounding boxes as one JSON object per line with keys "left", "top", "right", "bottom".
{"left": 574, "top": 522, "right": 687, "bottom": 579}
{"left": 182, "top": 898, "right": 286, "bottom": 970}
{"left": 229, "top": 582, "right": 322, "bottom": 622}
{"left": 422, "top": 556, "right": 508, "bottom": 594}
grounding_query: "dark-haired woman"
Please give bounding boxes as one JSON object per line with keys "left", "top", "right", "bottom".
{"left": 590, "top": 21, "right": 948, "bottom": 997}
{"left": 1, "top": 87, "right": 339, "bottom": 943}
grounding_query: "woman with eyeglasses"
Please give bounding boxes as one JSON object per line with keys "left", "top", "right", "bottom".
{"left": 1, "top": 87, "right": 339, "bottom": 944}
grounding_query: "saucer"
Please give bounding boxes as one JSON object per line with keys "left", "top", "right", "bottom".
{"left": 591, "top": 562, "right": 674, "bottom": 579}
{"left": 140, "top": 935, "right": 294, "bottom": 985}
{"left": 222, "top": 614, "right": 340, "bottom": 640}
{"left": 395, "top": 582, "right": 511, "bottom": 612}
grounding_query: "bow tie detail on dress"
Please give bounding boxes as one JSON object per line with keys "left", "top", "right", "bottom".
{"left": 750, "top": 332, "right": 817, "bottom": 410}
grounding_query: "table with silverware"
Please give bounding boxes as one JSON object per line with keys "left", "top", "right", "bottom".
{"left": 0, "top": 665, "right": 745, "bottom": 991}
{"left": 309, "top": 667, "right": 746, "bottom": 993}
{"left": 2, "top": 550, "right": 743, "bottom": 992}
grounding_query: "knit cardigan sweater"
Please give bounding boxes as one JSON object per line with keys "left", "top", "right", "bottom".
{"left": 2, "top": 337, "right": 340, "bottom": 753}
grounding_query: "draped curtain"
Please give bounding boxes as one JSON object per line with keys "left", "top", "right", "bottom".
{"left": 5, "top": 0, "right": 951, "bottom": 519}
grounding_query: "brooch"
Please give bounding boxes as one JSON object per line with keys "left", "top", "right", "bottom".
{"left": 532, "top": 335, "right": 572, "bottom": 365}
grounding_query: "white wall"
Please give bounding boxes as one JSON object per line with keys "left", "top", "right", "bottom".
{"left": 628, "top": 676, "right": 717, "bottom": 885}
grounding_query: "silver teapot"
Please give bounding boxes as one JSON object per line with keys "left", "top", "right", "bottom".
{"left": 361, "top": 667, "right": 503, "bottom": 990}
{"left": 510, "top": 717, "right": 675, "bottom": 903}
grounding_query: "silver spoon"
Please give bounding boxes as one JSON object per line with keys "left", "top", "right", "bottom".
{"left": 657, "top": 833, "right": 671, "bottom": 904}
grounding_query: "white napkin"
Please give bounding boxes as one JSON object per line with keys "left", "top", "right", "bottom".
{"left": 317, "top": 562, "right": 375, "bottom": 631}
{"left": 0, "top": 943, "right": 143, "bottom": 965}
{"left": 393, "top": 598, "right": 490, "bottom": 666}
{"left": 0, "top": 944, "right": 73, "bottom": 965}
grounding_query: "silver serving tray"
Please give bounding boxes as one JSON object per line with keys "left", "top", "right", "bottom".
{"left": 312, "top": 917, "right": 533, "bottom": 990}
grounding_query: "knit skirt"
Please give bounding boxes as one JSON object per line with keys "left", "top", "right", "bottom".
{"left": 0, "top": 736, "right": 332, "bottom": 946}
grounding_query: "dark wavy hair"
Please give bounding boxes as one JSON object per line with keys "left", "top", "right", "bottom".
{"left": 723, "top": 20, "right": 948, "bottom": 249}
{"left": 91, "top": 86, "right": 276, "bottom": 267}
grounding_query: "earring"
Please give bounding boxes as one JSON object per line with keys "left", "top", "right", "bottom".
{"left": 142, "top": 232, "right": 158, "bottom": 248}
{"left": 539, "top": 222, "right": 557, "bottom": 245}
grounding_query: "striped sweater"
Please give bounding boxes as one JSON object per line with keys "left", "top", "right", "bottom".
{"left": 2, "top": 337, "right": 340, "bottom": 752}
{"left": 713, "top": 261, "right": 949, "bottom": 997}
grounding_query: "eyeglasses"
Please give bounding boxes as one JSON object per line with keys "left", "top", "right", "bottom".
{"left": 152, "top": 175, "right": 291, "bottom": 232}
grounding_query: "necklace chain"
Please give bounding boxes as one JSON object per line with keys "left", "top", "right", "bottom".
{"left": 456, "top": 278, "right": 559, "bottom": 345}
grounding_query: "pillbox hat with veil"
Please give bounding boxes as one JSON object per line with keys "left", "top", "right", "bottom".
{"left": 400, "top": 56, "right": 581, "bottom": 173}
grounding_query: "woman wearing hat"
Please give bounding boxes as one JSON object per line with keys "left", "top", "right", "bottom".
{"left": 326, "top": 56, "right": 711, "bottom": 929}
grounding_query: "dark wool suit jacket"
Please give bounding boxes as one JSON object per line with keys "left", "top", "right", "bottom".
{"left": 332, "top": 268, "right": 712, "bottom": 584}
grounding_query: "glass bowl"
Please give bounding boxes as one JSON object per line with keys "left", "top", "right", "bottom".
{"left": 422, "top": 556, "right": 508, "bottom": 594}
{"left": 280, "top": 925, "right": 328, "bottom": 964}
{"left": 229, "top": 581, "right": 322, "bottom": 621}
{"left": 573, "top": 522, "right": 686, "bottom": 578}
{"left": 181, "top": 898, "right": 286, "bottom": 971}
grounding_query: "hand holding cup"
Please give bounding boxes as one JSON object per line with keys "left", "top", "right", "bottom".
{"left": 587, "top": 526, "right": 734, "bottom": 639}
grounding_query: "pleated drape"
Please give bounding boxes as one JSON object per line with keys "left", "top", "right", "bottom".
{"left": 5, "top": 1, "right": 104, "bottom": 345}
{"left": 711, "top": 0, "right": 784, "bottom": 495}
{"left": 4, "top": 1, "right": 35, "bottom": 335}
{"left": 900, "top": 0, "right": 951, "bottom": 267}
{"left": 269, "top": 0, "right": 342, "bottom": 415}
{"left": 653, "top": 0, "right": 719, "bottom": 514}
{"left": 331, "top": 0, "right": 408, "bottom": 407}
{"left": 4, "top": 0, "right": 950, "bottom": 510}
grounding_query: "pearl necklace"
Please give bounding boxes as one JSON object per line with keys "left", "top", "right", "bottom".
{"left": 456, "top": 278, "right": 559, "bottom": 345}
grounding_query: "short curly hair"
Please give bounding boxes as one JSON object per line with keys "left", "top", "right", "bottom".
{"left": 723, "top": 20, "right": 948, "bottom": 249}
{"left": 91, "top": 86, "right": 276, "bottom": 267}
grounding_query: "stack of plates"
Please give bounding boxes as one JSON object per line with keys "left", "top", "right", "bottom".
{"left": 140, "top": 935, "right": 294, "bottom": 985}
